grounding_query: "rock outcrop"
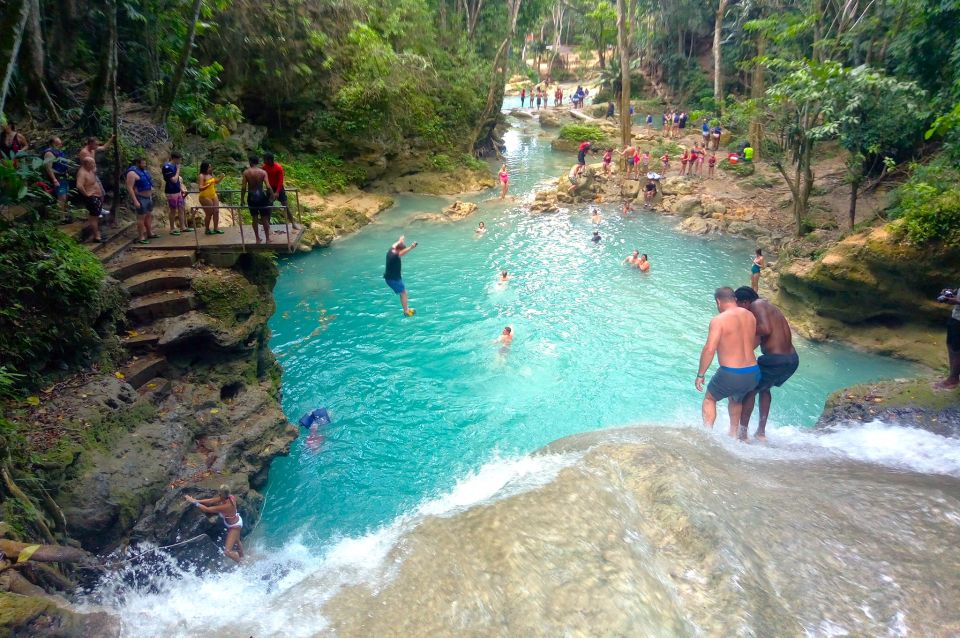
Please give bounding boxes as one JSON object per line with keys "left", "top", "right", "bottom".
{"left": 818, "top": 378, "right": 960, "bottom": 437}
{"left": 413, "top": 200, "right": 480, "bottom": 223}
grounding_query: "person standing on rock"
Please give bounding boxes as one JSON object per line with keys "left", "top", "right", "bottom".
{"left": 576, "top": 141, "right": 592, "bottom": 178}
{"left": 125, "top": 157, "right": 156, "bottom": 245}
{"left": 619, "top": 145, "right": 636, "bottom": 180}
{"left": 498, "top": 164, "right": 509, "bottom": 199}
{"left": 695, "top": 287, "right": 760, "bottom": 439}
{"left": 734, "top": 287, "right": 800, "bottom": 440}
{"left": 536, "top": 90, "right": 542, "bottom": 111}
{"left": 643, "top": 178, "right": 657, "bottom": 208}
{"left": 77, "top": 156, "right": 105, "bottom": 242}
{"left": 184, "top": 485, "right": 244, "bottom": 563}
{"left": 712, "top": 123, "right": 722, "bottom": 150}
{"left": 708, "top": 152, "right": 717, "bottom": 178}
{"left": 241, "top": 156, "right": 274, "bottom": 244}
{"left": 520, "top": 87, "right": 526, "bottom": 108}
{"left": 751, "top": 248, "right": 765, "bottom": 292}
{"left": 606, "top": 102, "right": 615, "bottom": 119}
{"left": 384, "top": 235, "right": 418, "bottom": 316}
{"left": 937, "top": 286, "right": 960, "bottom": 389}
{"left": 263, "top": 153, "right": 299, "bottom": 230}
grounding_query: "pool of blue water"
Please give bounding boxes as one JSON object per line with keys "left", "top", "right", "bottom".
{"left": 258, "top": 116, "right": 917, "bottom": 547}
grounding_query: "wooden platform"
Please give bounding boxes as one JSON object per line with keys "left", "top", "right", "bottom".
{"left": 130, "top": 224, "right": 303, "bottom": 253}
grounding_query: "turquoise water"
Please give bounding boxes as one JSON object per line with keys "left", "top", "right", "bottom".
{"left": 260, "top": 116, "right": 917, "bottom": 546}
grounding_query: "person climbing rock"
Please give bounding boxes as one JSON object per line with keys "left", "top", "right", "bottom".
{"left": 184, "top": 485, "right": 244, "bottom": 563}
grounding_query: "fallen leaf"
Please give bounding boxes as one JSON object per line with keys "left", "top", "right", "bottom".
{"left": 115, "top": 372, "right": 125, "bottom": 379}
{"left": 127, "top": 330, "right": 139, "bottom": 337}
{"left": 146, "top": 383, "right": 157, "bottom": 389}
{"left": 210, "top": 408, "right": 220, "bottom": 414}
{"left": 25, "top": 396, "right": 40, "bottom": 406}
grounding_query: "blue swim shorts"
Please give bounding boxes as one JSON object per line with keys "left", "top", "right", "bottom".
{"left": 385, "top": 278, "right": 405, "bottom": 294}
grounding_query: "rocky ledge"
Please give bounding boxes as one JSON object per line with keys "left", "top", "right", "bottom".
{"left": 818, "top": 378, "right": 960, "bottom": 436}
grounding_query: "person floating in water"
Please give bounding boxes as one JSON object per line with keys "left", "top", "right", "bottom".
{"left": 751, "top": 248, "right": 765, "bottom": 292}
{"left": 184, "top": 485, "right": 244, "bottom": 563}
{"left": 695, "top": 287, "right": 760, "bottom": 439}
{"left": 591, "top": 230, "right": 602, "bottom": 243}
{"left": 498, "top": 164, "right": 509, "bottom": 200}
{"left": 637, "top": 253, "right": 650, "bottom": 272}
{"left": 384, "top": 235, "right": 418, "bottom": 316}
{"left": 734, "top": 287, "right": 800, "bottom": 441}
{"left": 476, "top": 221, "right": 486, "bottom": 235}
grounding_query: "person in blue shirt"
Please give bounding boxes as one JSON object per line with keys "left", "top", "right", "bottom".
{"left": 126, "top": 157, "right": 157, "bottom": 244}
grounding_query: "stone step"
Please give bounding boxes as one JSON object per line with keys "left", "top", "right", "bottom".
{"left": 122, "top": 267, "right": 195, "bottom": 297}
{"left": 127, "top": 290, "right": 196, "bottom": 325}
{"left": 107, "top": 250, "right": 196, "bottom": 281}
{"left": 138, "top": 376, "right": 171, "bottom": 403}
{"left": 92, "top": 221, "right": 137, "bottom": 263}
{"left": 119, "top": 354, "right": 167, "bottom": 390}
{"left": 121, "top": 329, "right": 160, "bottom": 354}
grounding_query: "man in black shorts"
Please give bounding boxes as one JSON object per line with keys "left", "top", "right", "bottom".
{"left": 734, "top": 287, "right": 800, "bottom": 440}
{"left": 241, "top": 156, "right": 274, "bottom": 244}
{"left": 937, "top": 285, "right": 960, "bottom": 389}
{"left": 576, "top": 141, "right": 592, "bottom": 177}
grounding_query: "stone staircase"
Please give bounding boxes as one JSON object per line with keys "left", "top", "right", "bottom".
{"left": 102, "top": 247, "right": 200, "bottom": 390}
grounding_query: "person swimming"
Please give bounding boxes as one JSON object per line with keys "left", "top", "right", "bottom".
{"left": 625, "top": 249, "right": 639, "bottom": 265}
{"left": 637, "top": 253, "right": 650, "bottom": 272}
{"left": 591, "top": 208, "right": 601, "bottom": 224}
{"left": 476, "top": 221, "right": 486, "bottom": 235}
{"left": 498, "top": 326, "right": 514, "bottom": 345}
{"left": 591, "top": 230, "right": 602, "bottom": 243}
{"left": 499, "top": 270, "right": 509, "bottom": 282}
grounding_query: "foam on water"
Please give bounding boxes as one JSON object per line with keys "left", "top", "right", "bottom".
{"left": 87, "top": 452, "right": 579, "bottom": 637}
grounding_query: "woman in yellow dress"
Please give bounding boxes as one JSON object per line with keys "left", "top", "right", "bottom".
{"left": 198, "top": 161, "right": 226, "bottom": 235}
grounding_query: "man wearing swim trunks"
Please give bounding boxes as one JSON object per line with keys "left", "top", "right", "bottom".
{"left": 384, "top": 234, "right": 418, "bottom": 316}
{"left": 263, "top": 153, "right": 299, "bottom": 230}
{"left": 77, "top": 157, "right": 105, "bottom": 242}
{"left": 241, "top": 156, "right": 274, "bottom": 244}
{"left": 620, "top": 145, "right": 636, "bottom": 180}
{"left": 734, "top": 287, "right": 800, "bottom": 440}
{"left": 42, "top": 137, "right": 70, "bottom": 219}
{"left": 695, "top": 287, "right": 759, "bottom": 439}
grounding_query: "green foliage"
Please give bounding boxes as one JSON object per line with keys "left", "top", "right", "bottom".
{"left": 169, "top": 62, "right": 243, "bottom": 139}
{"left": 281, "top": 153, "right": 366, "bottom": 195}
{"left": 0, "top": 221, "right": 107, "bottom": 387}
{"left": 719, "top": 158, "right": 755, "bottom": 177}
{"left": 890, "top": 162, "right": 960, "bottom": 247}
{"left": 558, "top": 124, "right": 611, "bottom": 145}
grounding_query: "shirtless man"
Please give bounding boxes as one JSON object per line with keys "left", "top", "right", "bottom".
{"left": 240, "top": 156, "right": 274, "bottom": 244}
{"left": 734, "top": 287, "right": 800, "bottom": 440}
{"left": 625, "top": 249, "right": 639, "bottom": 266}
{"left": 695, "top": 287, "right": 760, "bottom": 439}
{"left": 498, "top": 326, "right": 514, "bottom": 345}
{"left": 76, "top": 157, "right": 105, "bottom": 242}
{"left": 78, "top": 136, "right": 114, "bottom": 162}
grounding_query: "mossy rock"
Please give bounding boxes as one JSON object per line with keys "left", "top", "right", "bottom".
{"left": 192, "top": 271, "right": 264, "bottom": 327}
{"left": 819, "top": 378, "right": 960, "bottom": 436}
{"left": 0, "top": 592, "right": 118, "bottom": 637}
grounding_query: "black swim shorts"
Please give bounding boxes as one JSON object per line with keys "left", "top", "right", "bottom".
{"left": 948, "top": 317, "right": 960, "bottom": 352}
{"left": 756, "top": 352, "right": 800, "bottom": 392}
{"left": 707, "top": 366, "right": 761, "bottom": 403}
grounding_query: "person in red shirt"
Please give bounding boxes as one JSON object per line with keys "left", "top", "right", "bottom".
{"left": 263, "top": 153, "right": 299, "bottom": 230}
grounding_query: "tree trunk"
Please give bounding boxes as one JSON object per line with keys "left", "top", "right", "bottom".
{"left": 159, "top": 0, "right": 203, "bottom": 121}
{"left": 80, "top": 0, "right": 117, "bottom": 135}
{"left": 0, "top": 0, "right": 30, "bottom": 117}
{"left": 110, "top": 34, "right": 120, "bottom": 218}
{"left": 748, "top": 34, "right": 765, "bottom": 160}
{"left": 712, "top": 0, "right": 728, "bottom": 103}
{"left": 23, "top": 0, "right": 60, "bottom": 120}
{"left": 616, "top": 0, "right": 630, "bottom": 148}
{"left": 848, "top": 180, "right": 859, "bottom": 230}
{"left": 472, "top": 0, "right": 522, "bottom": 155}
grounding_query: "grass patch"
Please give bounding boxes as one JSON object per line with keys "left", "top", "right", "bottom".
{"left": 719, "top": 159, "right": 755, "bottom": 177}
{"left": 280, "top": 153, "right": 366, "bottom": 195}
{"left": 558, "top": 123, "right": 613, "bottom": 146}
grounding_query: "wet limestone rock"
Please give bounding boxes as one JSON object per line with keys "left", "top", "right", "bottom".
{"left": 530, "top": 190, "right": 560, "bottom": 214}
{"left": 0, "top": 592, "right": 119, "bottom": 638}
{"left": 817, "top": 378, "right": 960, "bottom": 437}
{"left": 510, "top": 109, "right": 534, "bottom": 120}
{"left": 622, "top": 180, "right": 641, "bottom": 198}
{"left": 670, "top": 195, "right": 703, "bottom": 216}
{"left": 442, "top": 201, "right": 479, "bottom": 221}
{"left": 680, "top": 216, "right": 722, "bottom": 235}
{"left": 660, "top": 176, "right": 694, "bottom": 196}
{"left": 539, "top": 112, "right": 561, "bottom": 128}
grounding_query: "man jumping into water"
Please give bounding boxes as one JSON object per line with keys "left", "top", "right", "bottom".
{"left": 384, "top": 235, "right": 418, "bottom": 316}
{"left": 695, "top": 287, "right": 760, "bottom": 439}
{"left": 734, "top": 287, "right": 800, "bottom": 440}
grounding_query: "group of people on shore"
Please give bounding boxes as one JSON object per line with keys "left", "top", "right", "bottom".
{"left": 518, "top": 84, "right": 589, "bottom": 110}
{"left": 2, "top": 122, "right": 299, "bottom": 246}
